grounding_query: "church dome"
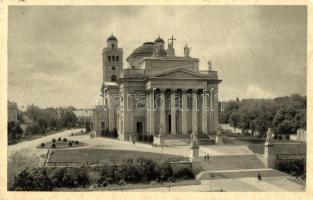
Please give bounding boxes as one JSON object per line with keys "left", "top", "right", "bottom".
{"left": 107, "top": 34, "right": 117, "bottom": 41}
{"left": 154, "top": 36, "right": 164, "bottom": 43}
{"left": 129, "top": 42, "right": 154, "bottom": 57}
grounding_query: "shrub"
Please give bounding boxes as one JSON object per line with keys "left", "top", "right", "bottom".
{"left": 40, "top": 143, "right": 45, "bottom": 148}
{"left": 112, "top": 128, "right": 118, "bottom": 138}
{"left": 156, "top": 161, "right": 173, "bottom": 182}
{"left": 142, "top": 135, "right": 148, "bottom": 142}
{"left": 278, "top": 135, "right": 282, "bottom": 140}
{"left": 58, "top": 137, "right": 61, "bottom": 141}
{"left": 173, "top": 167, "right": 194, "bottom": 180}
{"left": 75, "top": 141, "right": 79, "bottom": 145}
{"left": 52, "top": 138, "right": 56, "bottom": 143}
{"left": 13, "top": 167, "right": 53, "bottom": 191}
{"left": 63, "top": 138, "right": 67, "bottom": 142}
{"left": 77, "top": 169, "right": 90, "bottom": 187}
{"left": 68, "top": 142, "right": 72, "bottom": 147}
{"left": 104, "top": 128, "right": 109, "bottom": 137}
{"left": 278, "top": 159, "right": 305, "bottom": 178}
{"left": 7, "top": 149, "right": 41, "bottom": 190}
{"left": 51, "top": 143, "right": 56, "bottom": 149}
{"left": 148, "top": 135, "right": 154, "bottom": 143}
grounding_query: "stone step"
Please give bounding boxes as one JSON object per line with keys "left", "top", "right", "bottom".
{"left": 200, "top": 154, "right": 266, "bottom": 171}
{"left": 198, "top": 168, "right": 289, "bottom": 181}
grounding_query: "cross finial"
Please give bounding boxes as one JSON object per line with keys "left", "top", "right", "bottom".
{"left": 168, "top": 35, "right": 176, "bottom": 46}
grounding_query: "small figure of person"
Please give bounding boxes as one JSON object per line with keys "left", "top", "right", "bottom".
{"left": 207, "top": 154, "right": 210, "bottom": 161}
{"left": 257, "top": 173, "right": 262, "bottom": 182}
{"left": 204, "top": 155, "right": 207, "bottom": 162}
{"left": 133, "top": 139, "right": 135, "bottom": 145}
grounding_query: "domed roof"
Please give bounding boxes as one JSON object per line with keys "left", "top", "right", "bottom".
{"left": 107, "top": 34, "right": 117, "bottom": 41}
{"left": 154, "top": 36, "right": 164, "bottom": 43}
{"left": 128, "top": 42, "right": 154, "bottom": 58}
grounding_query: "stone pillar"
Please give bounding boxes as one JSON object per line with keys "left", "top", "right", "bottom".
{"left": 202, "top": 91, "right": 208, "bottom": 134}
{"left": 159, "top": 90, "right": 166, "bottom": 135}
{"left": 149, "top": 90, "right": 155, "bottom": 135}
{"left": 181, "top": 90, "right": 188, "bottom": 134}
{"left": 170, "top": 90, "right": 176, "bottom": 134}
{"left": 192, "top": 90, "right": 198, "bottom": 134}
{"left": 263, "top": 143, "right": 276, "bottom": 168}
{"left": 108, "top": 108, "right": 114, "bottom": 131}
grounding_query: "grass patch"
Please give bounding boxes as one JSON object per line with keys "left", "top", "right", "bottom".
{"left": 48, "top": 148, "right": 187, "bottom": 166}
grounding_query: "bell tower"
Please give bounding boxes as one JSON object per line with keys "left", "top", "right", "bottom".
{"left": 102, "top": 33, "right": 123, "bottom": 82}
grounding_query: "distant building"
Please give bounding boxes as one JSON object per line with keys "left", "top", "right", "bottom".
{"left": 73, "top": 109, "right": 93, "bottom": 127}
{"left": 8, "top": 101, "right": 18, "bottom": 123}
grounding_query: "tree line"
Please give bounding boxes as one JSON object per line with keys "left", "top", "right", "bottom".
{"left": 8, "top": 105, "right": 79, "bottom": 143}
{"left": 219, "top": 94, "right": 306, "bottom": 136}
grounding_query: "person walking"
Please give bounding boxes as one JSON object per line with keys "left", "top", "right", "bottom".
{"left": 257, "top": 173, "right": 262, "bottom": 182}
{"left": 207, "top": 154, "right": 210, "bottom": 161}
{"left": 204, "top": 155, "right": 207, "bottom": 162}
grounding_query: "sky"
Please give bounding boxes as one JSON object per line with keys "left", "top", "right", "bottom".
{"left": 8, "top": 6, "right": 307, "bottom": 109}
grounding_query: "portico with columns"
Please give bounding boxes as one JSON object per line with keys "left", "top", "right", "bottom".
{"left": 93, "top": 34, "right": 222, "bottom": 141}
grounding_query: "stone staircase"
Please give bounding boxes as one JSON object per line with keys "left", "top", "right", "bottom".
{"left": 196, "top": 154, "right": 289, "bottom": 181}
{"left": 163, "top": 134, "right": 215, "bottom": 146}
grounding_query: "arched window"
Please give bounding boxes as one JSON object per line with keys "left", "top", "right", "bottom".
{"left": 111, "top": 75, "right": 116, "bottom": 82}
{"left": 112, "top": 43, "right": 115, "bottom": 48}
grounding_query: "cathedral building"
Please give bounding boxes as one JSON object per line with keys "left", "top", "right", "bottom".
{"left": 93, "top": 34, "right": 222, "bottom": 141}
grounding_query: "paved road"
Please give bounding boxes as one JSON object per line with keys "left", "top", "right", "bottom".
{"left": 8, "top": 128, "right": 83, "bottom": 155}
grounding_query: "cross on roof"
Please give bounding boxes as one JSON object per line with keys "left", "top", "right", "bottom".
{"left": 168, "top": 35, "right": 176, "bottom": 46}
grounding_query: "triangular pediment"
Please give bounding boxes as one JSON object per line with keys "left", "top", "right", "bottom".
{"left": 151, "top": 68, "right": 207, "bottom": 79}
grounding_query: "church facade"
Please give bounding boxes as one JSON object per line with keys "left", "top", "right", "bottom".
{"left": 93, "top": 34, "right": 222, "bottom": 141}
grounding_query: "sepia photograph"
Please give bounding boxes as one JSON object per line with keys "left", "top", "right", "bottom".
{"left": 2, "top": 2, "right": 310, "bottom": 195}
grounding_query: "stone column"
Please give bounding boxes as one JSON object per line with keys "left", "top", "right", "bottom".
{"left": 192, "top": 90, "right": 198, "bottom": 134}
{"left": 149, "top": 90, "right": 155, "bottom": 135}
{"left": 181, "top": 90, "right": 188, "bottom": 134}
{"left": 108, "top": 97, "right": 114, "bottom": 131}
{"left": 202, "top": 91, "right": 208, "bottom": 134}
{"left": 159, "top": 89, "right": 166, "bottom": 135}
{"left": 170, "top": 90, "right": 176, "bottom": 134}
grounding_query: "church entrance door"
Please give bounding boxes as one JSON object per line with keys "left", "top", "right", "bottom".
{"left": 168, "top": 114, "right": 171, "bottom": 134}
{"left": 136, "top": 122, "right": 143, "bottom": 135}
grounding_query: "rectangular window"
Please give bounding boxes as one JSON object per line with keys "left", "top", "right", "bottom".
{"left": 116, "top": 56, "right": 119, "bottom": 62}
{"left": 108, "top": 56, "right": 111, "bottom": 62}
{"left": 101, "top": 122, "right": 105, "bottom": 129}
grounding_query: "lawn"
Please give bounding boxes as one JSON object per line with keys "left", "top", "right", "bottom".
{"left": 247, "top": 142, "right": 306, "bottom": 155}
{"left": 47, "top": 148, "right": 187, "bottom": 166}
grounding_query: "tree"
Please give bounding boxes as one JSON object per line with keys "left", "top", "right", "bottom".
{"left": 229, "top": 111, "right": 240, "bottom": 131}
{"left": 8, "top": 122, "right": 23, "bottom": 142}
{"left": 36, "top": 118, "right": 48, "bottom": 134}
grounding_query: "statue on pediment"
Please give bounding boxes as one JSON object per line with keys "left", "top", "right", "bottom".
{"left": 184, "top": 44, "right": 191, "bottom": 57}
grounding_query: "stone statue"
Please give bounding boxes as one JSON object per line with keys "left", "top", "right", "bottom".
{"left": 153, "top": 43, "right": 160, "bottom": 56}
{"left": 208, "top": 61, "right": 212, "bottom": 71}
{"left": 159, "top": 123, "right": 165, "bottom": 136}
{"left": 266, "top": 128, "right": 273, "bottom": 143}
{"left": 190, "top": 132, "right": 199, "bottom": 147}
{"left": 184, "top": 44, "right": 191, "bottom": 57}
{"left": 217, "top": 126, "right": 222, "bottom": 135}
